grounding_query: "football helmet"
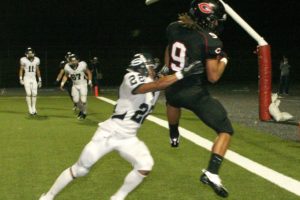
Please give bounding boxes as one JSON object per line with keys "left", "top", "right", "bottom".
{"left": 128, "top": 53, "right": 156, "bottom": 77}
{"left": 68, "top": 54, "right": 79, "bottom": 69}
{"left": 189, "top": 0, "right": 226, "bottom": 33}
{"left": 65, "top": 51, "right": 72, "bottom": 61}
{"left": 25, "top": 47, "right": 35, "bottom": 59}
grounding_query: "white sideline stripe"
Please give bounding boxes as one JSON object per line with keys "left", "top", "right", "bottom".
{"left": 97, "top": 96, "right": 300, "bottom": 196}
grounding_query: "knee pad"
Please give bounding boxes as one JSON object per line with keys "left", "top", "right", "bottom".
{"left": 135, "top": 156, "right": 154, "bottom": 171}
{"left": 71, "top": 163, "right": 89, "bottom": 178}
{"left": 80, "top": 95, "right": 87, "bottom": 104}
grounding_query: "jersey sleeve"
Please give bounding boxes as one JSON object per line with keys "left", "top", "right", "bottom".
{"left": 20, "top": 57, "right": 26, "bottom": 66}
{"left": 206, "top": 33, "right": 224, "bottom": 59}
{"left": 123, "top": 72, "right": 146, "bottom": 94}
{"left": 81, "top": 61, "right": 88, "bottom": 70}
{"left": 59, "top": 61, "right": 66, "bottom": 69}
{"left": 35, "top": 57, "right": 40, "bottom": 66}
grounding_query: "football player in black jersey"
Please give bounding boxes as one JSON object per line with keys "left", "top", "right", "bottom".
{"left": 164, "top": 0, "right": 232, "bottom": 197}
{"left": 54, "top": 52, "right": 76, "bottom": 110}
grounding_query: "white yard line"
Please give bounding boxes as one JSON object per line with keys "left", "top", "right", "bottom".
{"left": 97, "top": 96, "right": 300, "bottom": 197}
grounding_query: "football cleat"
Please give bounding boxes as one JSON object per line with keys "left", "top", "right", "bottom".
{"left": 200, "top": 169, "right": 228, "bottom": 198}
{"left": 170, "top": 137, "right": 180, "bottom": 148}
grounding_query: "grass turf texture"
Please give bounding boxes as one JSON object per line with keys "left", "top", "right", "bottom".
{"left": 0, "top": 95, "right": 300, "bottom": 200}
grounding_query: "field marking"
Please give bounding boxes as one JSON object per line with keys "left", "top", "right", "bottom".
{"left": 97, "top": 96, "right": 300, "bottom": 197}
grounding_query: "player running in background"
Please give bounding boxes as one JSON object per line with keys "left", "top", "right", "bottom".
{"left": 39, "top": 53, "right": 202, "bottom": 200}
{"left": 19, "top": 47, "right": 42, "bottom": 115}
{"left": 60, "top": 54, "right": 92, "bottom": 119}
{"left": 164, "top": 0, "right": 232, "bottom": 197}
{"left": 54, "top": 51, "right": 77, "bottom": 109}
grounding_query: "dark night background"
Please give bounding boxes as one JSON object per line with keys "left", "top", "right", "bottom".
{"left": 0, "top": 0, "right": 299, "bottom": 87}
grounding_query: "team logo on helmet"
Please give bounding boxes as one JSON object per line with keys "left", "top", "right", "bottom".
{"left": 198, "top": 3, "right": 213, "bottom": 14}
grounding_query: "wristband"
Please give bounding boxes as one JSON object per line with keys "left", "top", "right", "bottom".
{"left": 175, "top": 71, "right": 184, "bottom": 80}
{"left": 88, "top": 80, "right": 92, "bottom": 85}
{"left": 38, "top": 77, "right": 42, "bottom": 82}
{"left": 19, "top": 76, "right": 23, "bottom": 80}
{"left": 60, "top": 81, "right": 65, "bottom": 87}
{"left": 220, "top": 57, "right": 228, "bottom": 65}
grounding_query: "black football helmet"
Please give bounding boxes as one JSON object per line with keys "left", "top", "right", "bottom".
{"left": 189, "top": 0, "right": 226, "bottom": 33}
{"left": 128, "top": 53, "right": 156, "bottom": 77}
{"left": 65, "top": 51, "right": 72, "bottom": 61}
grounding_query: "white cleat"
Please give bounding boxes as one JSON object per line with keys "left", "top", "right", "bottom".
{"left": 200, "top": 169, "right": 229, "bottom": 198}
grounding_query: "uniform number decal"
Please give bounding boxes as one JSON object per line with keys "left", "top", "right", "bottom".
{"left": 70, "top": 74, "right": 81, "bottom": 81}
{"left": 170, "top": 42, "right": 187, "bottom": 71}
{"left": 131, "top": 103, "right": 153, "bottom": 124}
{"left": 28, "top": 66, "right": 34, "bottom": 72}
{"left": 128, "top": 74, "right": 145, "bottom": 86}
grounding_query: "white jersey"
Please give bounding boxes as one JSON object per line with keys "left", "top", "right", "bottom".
{"left": 64, "top": 61, "right": 88, "bottom": 85}
{"left": 99, "top": 71, "right": 160, "bottom": 135}
{"left": 20, "top": 57, "right": 40, "bottom": 80}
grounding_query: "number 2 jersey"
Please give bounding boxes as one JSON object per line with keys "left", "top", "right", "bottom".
{"left": 64, "top": 61, "right": 88, "bottom": 85}
{"left": 166, "top": 21, "right": 224, "bottom": 87}
{"left": 99, "top": 71, "right": 160, "bottom": 136}
{"left": 20, "top": 57, "right": 40, "bottom": 81}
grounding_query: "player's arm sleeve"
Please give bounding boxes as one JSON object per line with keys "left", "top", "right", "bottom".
{"left": 19, "top": 58, "right": 25, "bottom": 78}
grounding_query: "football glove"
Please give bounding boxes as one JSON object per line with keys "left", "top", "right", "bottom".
{"left": 38, "top": 81, "right": 42, "bottom": 88}
{"left": 157, "top": 65, "right": 170, "bottom": 77}
{"left": 88, "top": 80, "right": 93, "bottom": 87}
{"left": 181, "top": 60, "right": 203, "bottom": 77}
{"left": 20, "top": 79, "right": 24, "bottom": 85}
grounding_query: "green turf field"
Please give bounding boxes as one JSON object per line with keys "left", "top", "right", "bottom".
{"left": 0, "top": 95, "right": 300, "bottom": 200}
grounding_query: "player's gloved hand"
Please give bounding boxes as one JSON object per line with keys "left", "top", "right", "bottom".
{"left": 88, "top": 80, "right": 93, "bottom": 87}
{"left": 218, "top": 51, "right": 229, "bottom": 65}
{"left": 20, "top": 79, "right": 24, "bottom": 85}
{"left": 175, "top": 60, "right": 203, "bottom": 80}
{"left": 38, "top": 77, "right": 42, "bottom": 88}
{"left": 157, "top": 65, "right": 170, "bottom": 77}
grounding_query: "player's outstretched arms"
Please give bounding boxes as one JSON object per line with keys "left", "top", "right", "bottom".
{"left": 134, "top": 60, "right": 203, "bottom": 94}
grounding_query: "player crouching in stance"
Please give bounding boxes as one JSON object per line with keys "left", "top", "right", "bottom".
{"left": 39, "top": 53, "right": 202, "bottom": 200}
{"left": 60, "top": 54, "right": 92, "bottom": 119}
{"left": 19, "top": 47, "right": 42, "bottom": 115}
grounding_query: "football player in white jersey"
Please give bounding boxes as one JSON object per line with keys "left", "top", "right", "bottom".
{"left": 54, "top": 52, "right": 77, "bottom": 110}
{"left": 19, "top": 47, "right": 42, "bottom": 115}
{"left": 39, "top": 53, "right": 202, "bottom": 200}
{"left": 60, "top": 54, "right": 92, "bottom": 119}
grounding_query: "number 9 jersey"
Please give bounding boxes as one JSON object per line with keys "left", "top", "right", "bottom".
{"left": 99, "top": 71, "right": 160, "bottom": 136}
{"left": 166, "top": 21, "right": 223, "bottom": 87}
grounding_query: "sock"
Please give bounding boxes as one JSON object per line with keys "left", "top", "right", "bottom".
{"left": 32, "top": 96, "right": 37, "bottom": 113}
{"left": 44, "top": 168, "right": 74, "bottom": 199}
{"left": 111, "top": 170, "right": 145, "bottom": 199}
{"left": 169, "top": 123, "right": 179, "bottom": 139}
{"left": 82, "top": 103, "right": 87, "bottom": 114}
{"left": 77, "top": 102, "right": 83, "bottom": 113}
{"left": 207, "top": 153, "right": 224, "bottom": 174}
{"left": 26, "top": 96, "right": 32, "bottom": 113}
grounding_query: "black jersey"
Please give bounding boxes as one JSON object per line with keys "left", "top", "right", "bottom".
{"left": 59, "top": 60, "right": 67, "bottom": 70}
{"left": 166, "top": 22, "right": 223, "bottom": 87}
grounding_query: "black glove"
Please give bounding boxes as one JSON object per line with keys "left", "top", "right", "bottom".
{"left": 157, "top": 65, "right": 170, "bottom": 77}
{"left": 181, "top": 60, "right": 203, "bottom": 77}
